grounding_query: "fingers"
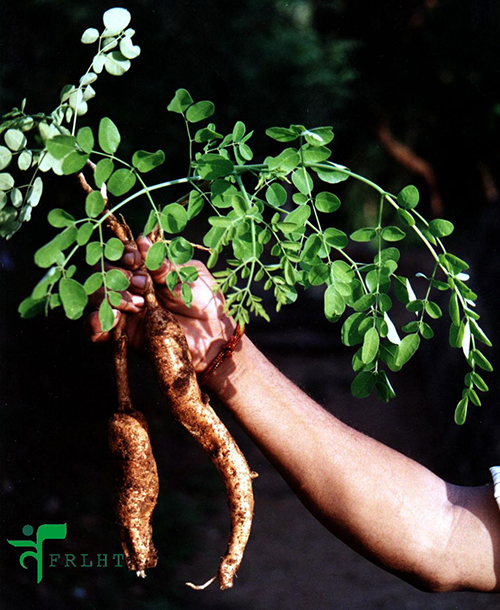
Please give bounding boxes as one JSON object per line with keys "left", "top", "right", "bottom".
{"left": 135, "top": 234, "right": 226, "bottom": 319}
{"left": 121, "top": 243, "right": 142, "bottom": 270}
{"left": 86, "top": 243, "right": 146, "bottom": 345}
{"left": 89, "top": 285, "right": 145, "bottom": 313}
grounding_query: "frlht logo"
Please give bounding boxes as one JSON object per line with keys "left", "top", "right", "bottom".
{"left": 7, "top": 523, "right": 67, "bottom": 584}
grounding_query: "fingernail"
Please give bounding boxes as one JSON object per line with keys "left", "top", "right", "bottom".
{"left": 123, "top": 253, "right": 135, "bottom": 266}
{"left": 131, "top": 274, "right": 147, "bottom": 289}
{"left": 132, "top": 295, "right": 145, "bottom": 307}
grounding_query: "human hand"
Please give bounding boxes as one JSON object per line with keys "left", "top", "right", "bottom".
{"left": 86, "top": 236, "right": 235, "bottom": 373}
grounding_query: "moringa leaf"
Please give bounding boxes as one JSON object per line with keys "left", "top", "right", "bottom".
{"left": 99, "top": 299, "right": 115, "bottom": 332}
{"left": 103, "top": 7, "right": 131, "bottom": 36}
{"left": 167, "top": 88, "right": 193, "bottom": 114}
{"left": 186, "top": 101, "right": 215, "bottom": 123}
{"left": 94, "top": 158, "right": 114, "bottom": 187}
{"left": 47, "top": 208, "right": 75, "bottom": 228}
{"left": 107, "top": 169, "right": 136, "bottom": 196}
{"left": 351, "top": 371, "right": 377, "bottom": 398}
{"left": 0, "top": 146, "right": 12, "bottom": 170}
{"left": 132, "top": 149, "right": 165, "bottom": 173}
{"left": 397, "top": 185, "right": 419, "bottom": 209}
{"left": 168, "top": 236, "right": 193, "bottom": 264}
{"left": 104, "top": 237, "right": 124, "bottom": 261}
{"left": 196, "top": 154, "right": 234, "bottom": 180}
{"left": 77, "top": 126, "right": 94, "bottom": 154}
{"left": 145, "top": 241, "right": 167, "bottom": 270}
{"left": 362, "top": 326, "right": 379, "bottom": 364}
{"left": 85, "top": 191, "right": 105, "bottom": 218}
{"left": 81, "top": 28, "right": 99, "bottom": 44}
{"left": 160, "top": 203, "right": 188, "bottom": 234}
{"left": 395, "top": 333, "right": 420, "bottom": 367}
{"left": 59, "top": 278, "right": 88, "bottom": 320}
{"left": 106, "top": 268, "right": 130, "bottom": 291}
{"left": 454, "top": 397, "right": 468, "bottom": 425}
{"left": 429, "top": 219, "right": 454, "bottom": 238}
{"left": 98, "top": 117, "right": 120, "bottom": 154}
{"left": 315, "top": 192, "right": 341, "bottom": 213}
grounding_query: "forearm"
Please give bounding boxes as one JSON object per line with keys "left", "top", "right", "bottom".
{"left": 207, "top": 336, "right": 500, "bottom": 592}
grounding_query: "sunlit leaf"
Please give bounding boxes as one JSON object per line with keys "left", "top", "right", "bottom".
{"left": 103, "top": 7, "right": 131, "bottom": 36}
{"left": 132, "top": 149, "right": 165, "bottom": 173}
{"left": 81, "top": 28, "right": 99, "bottom": 44}
{"left": 186, "top": 100, "right": 215, "bottom": 123}
{"left": 107, "top": 169, "right": 136, "bottom": 196}
{"left": 98, "top": 117, "right": 121, "bottom": 154}
{"left": 59, "top": 278, "right": 88, "bottom": 320}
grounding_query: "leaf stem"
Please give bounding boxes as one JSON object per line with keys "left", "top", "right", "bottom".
{"left": 96, "top": 176, "right": 202, "bottom": 228}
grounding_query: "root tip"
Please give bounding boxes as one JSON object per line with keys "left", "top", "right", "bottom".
{"left": 136, "top": 570, "right": 146, "bottom": 578}
{"left": 185, "top": 575, "right": 217, "bottom": 590}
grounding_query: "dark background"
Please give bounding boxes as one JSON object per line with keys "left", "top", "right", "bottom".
{"left": 1, "top": 1, "right": 500, "bottom": 608}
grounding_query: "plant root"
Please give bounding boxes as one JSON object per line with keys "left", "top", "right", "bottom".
{"left": 78, "top": 169, "right": 254, "bottom": 587}
{"left": 109, "top": 409, "right": 159, "bottom": 573}
{"left": 145, "top": 293, "right": 255, "bottom": 590}
{"left": 108, "top": 314, "right": 159, "bottom": 574}
{"left": 185, "top": 575, "right": 217, "bottom": 590}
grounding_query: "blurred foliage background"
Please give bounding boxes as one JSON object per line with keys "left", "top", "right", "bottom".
{"left": 1, "top": 1, "right": 500, "bottom": 608}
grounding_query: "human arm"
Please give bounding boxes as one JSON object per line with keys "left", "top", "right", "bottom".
{"left": 206, "top": 336, "right": 500, "bottom": 592}
{"left": 87, "top": 250, "right": 500, "bottom": 592}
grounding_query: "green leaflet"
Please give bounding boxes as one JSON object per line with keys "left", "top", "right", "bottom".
{"left": 160, "top": 203, "right": 188, "bottom": 234}
{"left": 85, "top": 191, "right": 105, "bottom": 217}
{"left": 397, "top": 185, "right": 419, "bottom": 209}
{"left": 98, "top": 117, "right": 120, "bottom": 154}
{"left": 196, "top": 154, "right": 234, "bottom": 179}
{"left": 324, "top": 284, "right": 345, "bottom": 322}
{"left": 315, "top": 192, "right": 340, "bottom": 213}
{"left": 59, "top": 278, "right": 88, "bottom": 320}
{"left": 351, "top": 371, "right": 377, "bottom": 398}
{"left": 395, "top": 333, "right": 420, "bottom": 367}
{"left": 132, "top": 150, "right": 165, "bottom": 173}
{"left": 454, "top": 397, "right": 468, "bottom": 425}
{"left": 169, "top": 237, "right": 193, "bottom": 264}
{"left": 99, "top": 299, "right": 115, "bottom": 332}
{"left": 106, "top": 269, "right": 129, "bottom": 290}
{"left": 145, "top": 241, "right": 167, "bottom": 270}
{"left": 167, "top": 88, "right": 194, "bottom": 114}
{"left": 361, "top": 327, "right": 379, "bottom": 364}
{"left": 107, "top": 169, "right": 136, "bottom": 196}
{"left": 186, "top": 101, "right": 215, "bottom": 123}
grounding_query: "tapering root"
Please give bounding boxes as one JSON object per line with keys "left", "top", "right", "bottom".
{"left": 185, "top": 575, "right": 217, "bottom": 590}
{"left": 146, "top": 299, "right": 255, "bottom": 590}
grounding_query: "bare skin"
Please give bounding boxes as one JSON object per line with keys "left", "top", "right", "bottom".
{"left": 88, "top": 241, "right": 500, "bottom": 593}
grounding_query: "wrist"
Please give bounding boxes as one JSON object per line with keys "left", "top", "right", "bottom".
{"left": 203, "top": 333, "right": 253, "bottom": 398}
{"left": 198, "top": 315, "right": 237, "bottom": 371}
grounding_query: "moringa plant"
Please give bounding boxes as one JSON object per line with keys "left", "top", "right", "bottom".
{"left": 0, "top": 5, "right": 494, "bottom": 588}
